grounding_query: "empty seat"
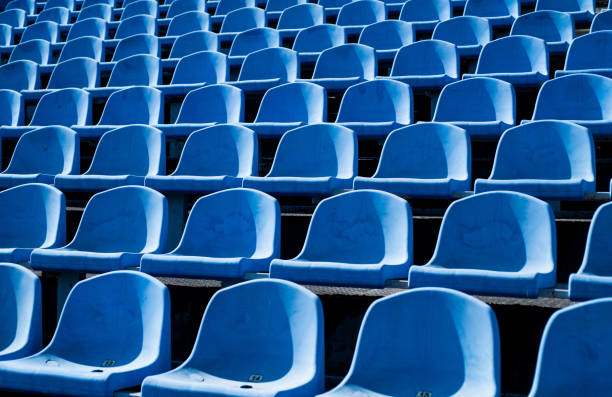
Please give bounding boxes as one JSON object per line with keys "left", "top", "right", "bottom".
{"left": 271, "top": 190, "right": 412, "bottom": 287}
{"left": 30, "top": 187, "right": 167, "bottom": 272}
{"left": 535, "top": 0, "right": 594, "bottom": 24}
{"left": 107, "top": 54, "right": 160, "bottom": 87}
{"left": 121, "top": 0, "right": 157, "bottom": 19}
{"left": 591, "top": 9, "right": 612, "bottom": 33}
{"left": 0, "top": 9, "right": 25, "bottom": 28}
{"left": 433, "top": 77, "right": 516, "bottom": 137}
{"left": 337, "top": 0, "right": 385, "bottom": 36}
{"left": 0, "top": 185, "right": 65, "bottom": 263}
{"left": 320, "top": 288, "right": 500, "bottom": 397}
{"left": 229, "top": 47, "right": 297, "bottom": 92}
{"left": 168, "top": 50, "right": 226, "bottom": 86}
{"left": 475, "top": 120, "right": 595, "bottom": 200}
{"left": 166, "top": 11, "right": 210, "bottom": 36}
{"left": 0, "top": 24, "right": 10, "bottom": 47}
{"left": 82, "top": 0, "right": 114, "bottom": 7}
{"left": 463, "top": 35, "right": 549, "bottom": 87}
{"left": 529, "top": 73, "right": 612, "bottom": 137}
{"left": 215, "top": 0, "right": 254, "bottom": 15}
{"left": 0, "top": 271, "right": 170, "bottom": 395}
{"left": 242, "top": 81, "right": 325, "bottom": 138}
{"left": 358, "top": 20, "right": 414, "bottom": 62}
{"left": 526, "top": 299, "right": 612, "bottom": 395}
{"left": 166, "top": 0, "right": 205, "bottom": 18}
{"left": 9, "top": 39, "right": 50, "bottom": 65}
{"left": 432, "top": 15, "right": 491, "bottom": 57}
{"left": 97, "top": 86, "right": 161, "bottom": 126}
{"left": 58, "top": 36, "right": 103, "bottom": 62}
{"left": 21, "top": 21, "right": 59, "bottom": 43}
{"left": 220, "top": 6, "right": 265, "bottom": 33}
{"left": 169, "top": 30, "right": 218, "bottom": 58}
{"left": 0, "top": 263, "right": 41, "bottom": 360}
{"left": 464, "top": 0, "right": 519, "bottom": 28}
{"left": 354, "top": 123, "right": 470, "bottom": 198}
{"left": 556, "top": 31, "right": 612, "bottom": 78}
{"left": 141, "top": 279, "right": 323, "bottom": 397}
{"left": 266, "top": 0, "right": 306, "bottom": 13}
{"left": 145, "top": 124, "right": 255, "bottom": 192}
{"left": 29, "top": 88, "right": 89, "bottom": 127}
{"left": 243, "top": 124, "right": 356, "bottom": 195}
{"left": 112, "top": 33, "right": 158, "bottom": 61}
{"left": 409, "top": 191, "right": 556, "bottom": 297}
{"left": 510, "top": 10, "right": 574, "bottom": 55}
{"left": 76, "top": 4, "right": 112, "bottom": 21}
{"left": 47, "top": 57, "right": 99, "bottom": 89}
{"left": 293, "top": 24, "right": 344, "bottom": 63}
{"left": 66, "top": 17, "right": 107, "bottom": 41}
{"left": 5, "top": 0, "right": 34, "bottom": 15}
{"left": 114, "top": 15, "right": 156, "bottom": 39}
{"left": 228, "top": 27, "right": 279, "bottom": 61}
{"left": 277, "top": 3, "right": 324, "bottom": 30}
{"left": 0, "top": 90, "right": 21, "bottom": 127}
{"left": 44, "top": 0, "right": 74, "bottom": 10}
{"left": 54, "top": 125, "right": 164, "bottom": 192}
{"left": 0, "top": 60, "right": 38, "bottom": 91}
{"left": 36, "top": 6, "right": 69, "bottom": 24}
{"left": 387, "top": 39, "right": 459, "bottom": 90}
{"left": 0, "top": 126, "right": 79, "bottom": 188}
{"left": 317, "top": 0, "right": 350, "bottom": 10}
{"left": 399, "top": 0, "right": 452, "bottom": 33}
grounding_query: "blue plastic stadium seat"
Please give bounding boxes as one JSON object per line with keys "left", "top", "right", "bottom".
{"left": 67, "top": 17, "right": 107, "bottom": 40}
{"left": 58, "top": 36, "right": 104, "bottom": 62}
{"left": 5, "top": 0, "right": 34, "bottom": 15}
{"left": 229, "top": 47, "right": 297, "bottom": 92}
{"left": 526, "top": 299, "right": 612, "bottom": 395}
{"left": 0, "top": 270, "right": 170, "bottom": 396}
{"left": 83, "top": 0, "right": 114, "bottom": 7}
{"left": 358, "top": 20, "right": 414, "bottom": 62}
{"left": 121, "top": 0, "right": 158, "bottom": 19}
{"left": 475, "top": 120, "right": 595, "bottom": 200}
{"left": 141, "top": 189, "right": 279, "bottom": 278}
{"left": 433, "top": 77, "right": 515, "bottom": 137}
{"left": 0, "top": 263, "right": 41, "bottom": 361}
{"left": 47, "top": 57, "right": 98, "bottom": 89}
{"left": 463, "top": 35, "right": 549, "bottom": 87}
{"left": 0, "top": 90, "right": 21, "bottom": 127}
{"left": 54, "top": 125, "right": 164, "bottom": 192}
{"left": 166, "top": 50, "right": 226, "bottom": 89}
{"left": 141, "top": 279, "right": 323, "bottom": 397}
{"left": 510, "top": 10, "right": 573, "bottom": 55}
{"left": 9, "top": 39, "right": 51, "bottom": 65}
{"left": 166, "top": 0, "right": 205, "bottom": 18}
{"left": 399, "top": 0, "right": 452, "bottom": 33}
{"left": 292, "top": 24, "right": 344, "bottom": 64}
{"left": 0, "top": 9, "right": 25, "bottom": 28}
{"left": 36, "top": 6, "right": 69, "bottom": 24}
{"left": 266, "top": 0, "right": 306, "bottom": 13}
{"left": 243, "top": 124, "right": 356, "bottom": 195}
{"left": 0, "top": 126, "right": 79, "bottom": 188}
{"left": 318, "top": 0, "right": 350, "bottom": 10}
{"left": 0, "top": 24, "right": 10, "bottom": 47}
{"left": 228, "top": 27, "right": 279, "bottom": 63}
{"left": 145, "top": 124, "right": 255, "bottom": 192}
{"left": 242, "top": 81, "right": 325, "bottom": 138}
{"left": 337, "top": 0, "right": 385, "bottom": 37}
{"left": 28, "top": 88, "right": 89, "bottom": 127}
{"left": 169, "top": 30, "right": 218, "bottom": 58}
{"left": 591, "top": 9, "right": 612, "bottom": 32}
{"left": 387, "top": 39, "right": 458, "bottom": 90}
{"left": 0, "top": 185, "right": 65, "bottom": 263}
{"left": 555, "top": 31, "right": 612, "bottom": 78}
{"left": 301, "top": 43, "right": 376, "bottom": 91}
{"left": 166, "top": 11, "right": 210, "bottom": 36}
{"left": 220, "top": 6, "right": 265, "bottom": 33}
{"left": 432, "top": 15, "right": 491, "bottom": 57}
{"left": 114, "top": 15, "right": 156, "bottom": 39}
{"left": 569, "top": 202, "right": 612, "bottom": 300}
{"left": 30, "top": 187, "right": 167, "bottom": 272}
{"left": 215, "top": 0, "right": 255, "bottom": 15}
{"left": 271, "top": 190, "right": 412, "bottom": 288}
{"left": 353, "top": 123, "right": 470, "bottom": 198}
{"left": 335, "top": 79, "right": 411, "bottom": 138}
{"left": 107, "top": 54, "right": 160, "bottom": 87}
{"left": 44, "top": 0, "right": 74, "bottom": 10}
{"left": 320, "top": 288, "right": 500, "bottom": 397}
{"left": 277, "top": 3, "right": 324, "bottom": 31}
{"left": 112, "top": 33, "right": 158, "bottom": 61}
{"left": 529, "top": 73, "right": 612, "bottom": 138}
{"left": 464, "top": 0, "right": 518, "bottom": 28}
{"left": 21, "top": 21, "right": 59, "bottom": 43}
{"left": 409, "top": 191, "right": 556, "bottom": 297}
{"left": 97, "top": 86, "right": 161, "bottom": 126}
{"left": 0, "top": 60, "right": 38, "bottom": 91}
{"left": 535, "top": 0, "right": 594, "bottom": 24}
{"left": 77, "top": 4, "right": 112, "bottom": 21}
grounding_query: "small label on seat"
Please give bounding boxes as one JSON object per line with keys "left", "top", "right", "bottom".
{"left": 416, "top": 392, "right": 432, "bottom": 397}
{"left": 101, "top": 360, "right": 116, "bottom": 367}
{"left": 248, "top": 374, "right": 263, "bottom": 382}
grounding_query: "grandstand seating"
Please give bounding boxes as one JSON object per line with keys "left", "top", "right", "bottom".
{"left": 76, "top": 4, "right": 111, "bottom": 21}
{"left": 336, "top": 0, "right": 385, "bottom": 37}
{"left": 47, "top": 57, "right": 99, "bottom": 89}
{"left": 510, "top": 10, "right": 573, "bottom": 55}
{"left": 166, "top": 0, "right": 205, "bottom": 18}
{"left": 21, "top": 21, "right": 58, "bottom": 43}
{"left": 358, "top": 20, "right": 414, "bottom": 62}
{"left": 107, "top": 54, "right": 161, "bottom": 87}
{"left": 228, "top": 47, "right": 298, "bottom": 92}
{"left": 0, "top": 24, "right": 11, "bottom": 46}
{"left": 114, "top": 15, "right": 156, "bottom": 39}
{"left": 27, "top": 88, "right": 90, "bottom": 127}
{"left": 66, "top": 18, "right": 108, "bottom": 40}
{"left": 35, "top": 6, "right": 67, "bottom": 23}
{"left": 9, "top": 39, "right": 50, "bottom": 64}
{"left": 293, "top": 24, "right": 344, "bottom": 63}
{"left": 535, "top": 0, "right": 594, "bottom": 24}
{"left": 0, "top": 90, "right": 22, "bottom": 126}
{"left": 121, "top": 0, "right": 157, "bottom": 19}
{"left": 432, "top": 15, "right": 491, "bottom": 57}
{"left": 591, "top": 9, "right": 612, "bottom": 32}
{"left": 556, "top": 31, "right": 612, "bottom": 78}
{"left": 215, "top": 0, "right": 254, "bottom": 16}
{"left": 58, "top": 36, "right": 104, "bottom": 62}
{"left": 0, "top": 60, "right": 37, "bottom": 91}
{"left": 0, "top": 9, "right": 26, "bottom": 27}
{"left": 277, "top": 3, "right": 324, "bottom": 32}
{"left": 228, "top": 27, "right": 279, "bottom": 64}
{"left": 220, "top": 7, "right": 264, "bottom": 34}
{"left": 112, "top": 33, "right": 159, "bottom": 61}
{"left": 168, "top": 30, "right": 218, "bottom": 58}
{"left": 463, "top": 0, "right": 519, "bottom": 28}
{"left": 399, "top": 0, "right": 451, "bottom": 33}
{"left": 166, "top": 11, "right": 210, "bottom": 36}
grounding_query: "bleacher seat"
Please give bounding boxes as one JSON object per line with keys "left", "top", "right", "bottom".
{"left": 463, "top": 0, "right": 518, "bottom": 29}
{"left": 0, "top": 184, "right": 65, "bottom": 263}
{"left": 168, "top": 30, "right": 218, "bottom": 58}
{"left": 353, "top": 123, "right": 470, "bottom": 198}
{"left": 336, "top": 0, "right": 385, "bottom": 37}
{"left": 591, "top": 9, "right": 612, "bottom": 32}
{"left": 76, "top": 4, "right": 112, "bottom": 21}
{"left": 399, "top": 0, "right": 452, "bottom": 33}
{"left": 358, "top": 20, "right": 414, "bottom": 62}
{"left": 66, "top": 17, "right": 107, "bottom": 41}
{"left": 318, "top": 0, "right": 350, "bottom": 7}
{"left": 0, "top": 60, "right": 38, "bottom": 91}
{"left": 409, "top": 191, "right": 556, "bottom": 297}
{"left": 114, "top": 14, "right": 156, "bottom": 39}
{"left": 44, "top": 0, "right": 74, "bottom": 10}
{"left": 0, "top": 9, "right": 26, "bottom": 28}
{"left": 166, "top": 11, "right": 210, "bottom": 36}
{"left": 215, "top": 0, "right": 254, "bottom": 16}
{"left": 475, "top": 120, "right": 595, "bottom": 200}
{"left": 228, "top": 27, "right": 279, "bottom": 63}
{"left": 28, "top": 88, "right": 90, "bottom": 127}
{"left": 535, "top": 0, "right": 595, "bottom": 24}
{"left": 433, "top": 77, "right": 515, "bottom": 137}
{"left": 6, "top": 0, "right": 34, "bottom": 15}
{"left": 510, "top": 10, "right": 574, "bottom": 55}
{"left": 0, "top": 90, "right": 21, "bottom": 127}
{"left": 0, "top": 24, "right": 10, "bottom": 46}
{"left": 266, "top": 0, "right": 306, "bottom": 14}
{"left": 82, "top": 0, "right": 113, "bottom": 6}
{"left": 58, "top": 36, "right": 104, "bottom": 62}
{"left": 9, "top": 39, "right": 51, "bottom": 65}
{"left": 47, "top": 57, "right": 99, "bottom": 89}
{"left": 243, "top": 124, "right": 356, "bottom": 195}
{"left": 121, "top": 0, "right": 158, "bottom": 19}
{"left": 112, "top": 33, "right": 158, "bottom": 61}
{"left": 270, "top": 190, "right": 412, "bottom": 288}
{"left": 166, "top": 0, "right": 205, "bottom": 18}
{"left": 529, "top": 73, "right": 612, "bottom": 138}
{"left": 21, "top": 21, "right": 59, "bottom": 43}
{"left": 0, "top": 271, "right": 170, "bottom": 396}
{"left": 166, "top": 50, "right": 226, "bottom": 88}
{"left": 141, "top": 279, "right": 323, "bottom": 397}
{"left": 526, "top": 298, "right": 612, "bottom": 395}
{"left": 242, "top": 81, "right": 325, "bottom": 138}
{"left": 30, "top": 186, "right": 167, "bottom": 272}
{"left": 320, "top": 288, "right": 500, "bottom": 397}
{"left": 145, "top": 124, "right": 255, "bottom": 192}
{"left": 292, "top": 24, "right": 344, "bottom": 64}
{"left": 0, "top": 263, "right": 41, "bottom": 360}
{"left": 36, "top": 6, "right": 69, "bottom": 24}
{"left": 107, "top": 54, "right": 161, "bottom": 87}
{"left": 463, "top": 35, "right": 549, "bottom": 87}
{"left": 0, "top": 126, "right": 79, "bottom": 188}
{"left": 432, "top": 15, "right": 491, "bottom": 57}
{"left": 220, "top": 6, "right": 265, "bottom": 33}
{"left": 277, "top": 3, "right": 324, "bottom": 32}
{"left": 555, "top": 31, "right": 612, "bottom": 78}
{"left": 229, "top": 47, "right": 297, "bottom": 92}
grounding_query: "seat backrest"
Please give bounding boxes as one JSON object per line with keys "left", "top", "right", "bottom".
{"left": 0, "top": 9, "right": 26, "bottom": 27}
{"left": 312, "top": 43, "right": 376, "bottom": 79}
{"left": 374, "top": 122, "right": 470, "bottom": 180}
{"left": 6, "top": 0, "right": 34, "bottom": 15}
{"left": 30, "top": 88, "right": 89, "bottom": 126}
{"left": 399, "top": 0, "right": 451, "bottom": 23}
{"left": 430, "top": 191, "right": 555, "bottom": 272}
{"left": 4, "top": 126, "right": 79, "bottom": 175}
{"left": 293, "top": 23, "right": 344, "bottom": 53}
{"left": 85, "top": 125, "right": 165, "bottom": 177}
{"left": 99, "top": 86, "right": 161, "bottom": 125}
{"left": 432, "top": 15, "right": 491, "bottom": 47}
{"left": 535, "top": 0, "right": 594, "bottom": 13}
{"left": 114, "top": 14, "right": 156, "bottom": 39}
{"left": 266, "top": 0, "right": 305, "bottom": 12}
{"left": 228, "top": 27, "right": 279, "bottom": 57}
{"left": 337, "top": 0, "right": 385, "bottom": 27}
{"left": 121, "top": 0, "right": 157, "bottom": 19}
{"left": 58, "top": 36, "right": 103, "bottom": 62}
{"left": 255, "top": 81, "right": 326, "bottom": 123}
{"left": 359, "top": 20, "right": 414, "bottom": 51}
{"left": 112, "top": 33, "right": 158, "bottom": 61}
{"left": 36, "top": 6, "right": 69, "bottom": 23}
{"left": 21, "top": 21, "right": 59, "bottom": 43}
{"left": 171, "top": 50, "right": 226, "bottom": 84}
{"left": 108, "top": 53, "right": 160, "bottom": 87}
{"left": 0, "top": 24, "right": 10, "bottom": 46}
{"left": 318, "top": 0, "right": 350, "bottom": 8}
{"left": 336, "top": 79, "right": 412, "bottom": 124}
{"left": 173, "top": 124, "right": 257, "bottom": 177}
{"left": 44, "top": 0, "right": 73, "bottom": 10}
{"left": 0, "top": 60, "right": 38, "bottom": 91}
{"left": 47, "top": 57, "right": 98, "bottom": 89}
{"left": 576, "top": 202, "right": 612, "bottom": 276}
{"left": 476, "top": 35, "right": 548, "bottom": 75}
{"left": 77, "top": 3, "right": 112, "bottom": 21}
{"left": 220, "top": 6, "right": 265, "bottom": 33}
{"left": 278, "top": 3, "right": 324, "bottom": 30}
{"left": 166, "top": 0, "right": 205, "bottom": 18}
{"left": 591, "top": 9, "right": 612, "bottom": 33}
{"left": 511, "top": 10, "right": 573, "bottom": 45}
{"left": 67, "top": 17, "right": 107, "bottom": 40}
{"left": 564, "top": 31, "right": 612, "bottom": 70}
{"left": 167, "top": 11, "right": 210, "bottom": 36}
{"left": 169, "top": 30, "right": 218, "bottom": 58}
{"left": 464, "top": 0, "right": 518, "bottom": 18}
{"left": 9, "top": 39, "right": 50, "bottom": 64}
{"left": 176, "top": 84, "right": 243, "bottom": 123}
{"left": 238, "top": 47, "right": 298, "bottom": 82}
{"left": 215, "top": 0, "right": 255, "bottom": 15}
{"left": 391, "top": 39, "right": 458, "bottom": 78}
{"left": 82, "top": 0, "right": 114, "bottom": 7}
{"left": 433, "top": 77, "right": 516, "bottom": 124}
{"left": 0, "top": 89, "right": 21, "bottom": 127}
